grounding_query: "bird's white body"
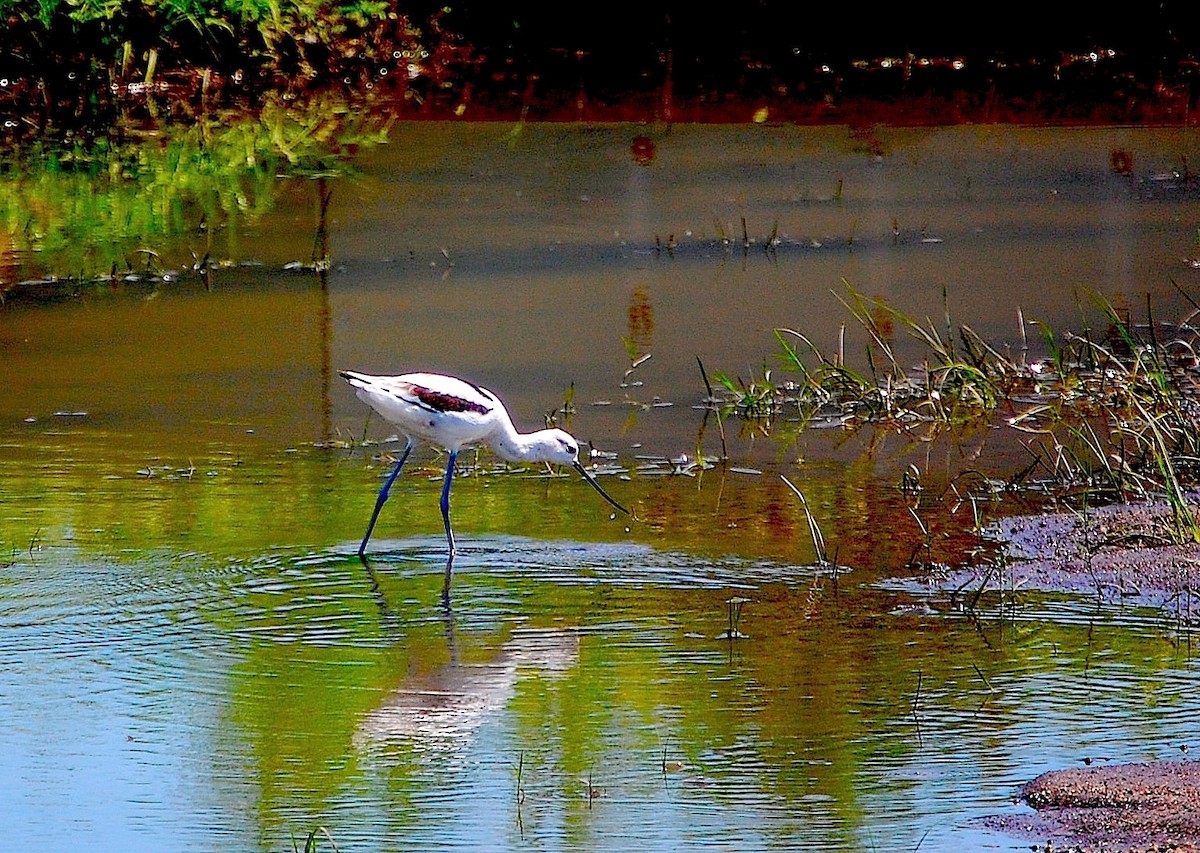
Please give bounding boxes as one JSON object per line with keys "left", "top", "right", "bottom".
{"left": 340, "top": 370, "right": 627, "bottom": 563}
{"left": 341, "top": 371, "right": 582, "bottom": 463}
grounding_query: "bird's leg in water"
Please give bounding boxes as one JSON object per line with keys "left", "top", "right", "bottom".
{"left": 441, "top": 553, "right": 454, "bottom": 605}
{"left": 358, "top": 438, "right": 414, "bottom": 557}
{"left": 439, "top": 449, "right": 459, "bottom": 556}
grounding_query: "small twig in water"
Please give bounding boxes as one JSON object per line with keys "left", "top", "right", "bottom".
{"left": 972, "top": 662, "right": 995, "bottom": 693}
{"left": 724, "top": 596, "right": 750, "bottom": 639}
{"left": 514, "top": 751, "right": 525, "bottom": 804}
{"left": 696, "top": 355, "right": 715, "bottom": 400}
{"left": 913, "top": 827, "right": 932, "bottom": 852}
{"left": 697, "top": 355, "right": 728, "bottom": 460}
{"left": 911, "top": 669, "right": 925, "bottom": 746}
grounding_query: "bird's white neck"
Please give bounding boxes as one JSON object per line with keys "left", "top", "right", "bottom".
{"left": 487, "top": 411, "right": 542, "bottom": 463}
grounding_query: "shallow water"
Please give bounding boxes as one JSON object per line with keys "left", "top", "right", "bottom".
{"left": 4, "top": 123, "right": 1200, "bottom": 851}
{"left": 4, "top": 532, "right": 1199, "bottom": 852}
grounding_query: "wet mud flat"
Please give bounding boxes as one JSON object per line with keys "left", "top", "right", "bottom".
{"left": 960, "top": 499, "right": 1200, "bottom": 610}
{"left": 951, "top": 500, "right": 1200, "bottom": 851}
{"left": 988, "top": 760, "right": 1200, "bottom": 852}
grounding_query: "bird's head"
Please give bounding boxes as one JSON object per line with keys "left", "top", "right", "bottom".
{"left": 542, "top": 429, "right": 629, "bottom": 516}
{"left": 537, "top": 428, "right": 582, "bottom": 465}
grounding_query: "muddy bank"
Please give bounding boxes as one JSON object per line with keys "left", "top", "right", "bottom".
{"left": 988, "top": 760, "right": 1200, "bottom": 852}
{"left": 960, "top": 501, "right": 1200, "bottom": 851}
{"left": 946, "top": 499, "right": 1200, "bottom": 610}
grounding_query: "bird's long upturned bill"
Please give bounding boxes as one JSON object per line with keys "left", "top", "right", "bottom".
{"left": 572, "top": 460, "right": 628, "bottom": 515}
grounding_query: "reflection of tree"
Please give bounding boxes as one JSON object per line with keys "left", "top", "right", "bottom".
{"left": 0, "top": 3, "right": 477, "bottom": 135}
{"left": 314, "top": 176, "right": 333, "bottom": 445}
{"left": 0, "top": 94, "right": 390, "bottom": 290}
{"left": 7, "top": 455, "right": 1187, "bottom": 848}
{"left": 624, "top": 285, "right": 654, "bottom": 361}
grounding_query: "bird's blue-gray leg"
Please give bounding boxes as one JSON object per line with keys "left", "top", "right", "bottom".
{"left": 440, "top": 450, "right": 459, "bottom": 556}
{"left": 358, "top": 439, "right": 414, "bottom": 557}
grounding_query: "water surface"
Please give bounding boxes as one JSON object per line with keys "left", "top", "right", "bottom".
{"left": 3, "top": 123, "right": 1200, "bottom": 851}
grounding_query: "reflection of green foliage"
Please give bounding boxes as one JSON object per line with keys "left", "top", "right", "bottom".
{"left": 0, "top": 96, "right": 389, "bottom": 283}
{"left": 4, "top": 439, "right": 1197, "bottom": 849}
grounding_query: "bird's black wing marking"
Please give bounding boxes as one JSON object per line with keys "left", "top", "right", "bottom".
{"left": 398, "top": 382, "right": 491, "bottom": 415}
{"left": 466, "top": 381, "right": 498, "bottom": 404}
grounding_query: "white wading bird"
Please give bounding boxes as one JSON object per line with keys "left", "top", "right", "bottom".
{"left": 340, "top": 370, "right": 629, "bottom": 558}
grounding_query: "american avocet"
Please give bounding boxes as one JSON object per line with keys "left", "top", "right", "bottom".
{"left": 340, "top": 370, "right": 629, "bottom": 558}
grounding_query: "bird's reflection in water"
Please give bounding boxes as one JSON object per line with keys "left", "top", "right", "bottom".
{"left": 355, "top": 621, "right": 579, "bottom": 749}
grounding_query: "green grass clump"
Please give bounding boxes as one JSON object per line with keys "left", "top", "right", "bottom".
{"left": 711, "top": 280, "right": 1200, "bottom": 544}
{"left": 0, "top": 0, "right": 474, "bottom": 137}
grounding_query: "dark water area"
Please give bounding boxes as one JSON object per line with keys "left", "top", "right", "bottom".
{"left": 4, "top": 122, "right": 1200, "bottom": 851}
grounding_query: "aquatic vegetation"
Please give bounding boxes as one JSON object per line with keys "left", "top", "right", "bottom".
{"left": 0, "top": 0, "right": 475, "bottom": 135}
{"left": 780, "top": 474, "right": 830, "bottom": 566}
{"left": 293, "top": 826, "right": 340, "bottom": 853}
{"left": 715, "top": 280, "right": 1200, "bottom": 544}
{"left": 712, "top": 367, "right": 780, "bottom": 423}
{"left": 708, "top": 282, "right": 1019, "bottom": 445}
{"left": 1005, "top": 289, "right": 1200, "bottom": 542}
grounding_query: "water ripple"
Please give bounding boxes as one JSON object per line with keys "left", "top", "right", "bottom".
{"left": 317, "top": 534, "right": 840, "bottom": 589}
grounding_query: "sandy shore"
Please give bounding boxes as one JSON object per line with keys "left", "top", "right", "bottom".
{"left": 1001, "top": 500, "right": 1199, "bottom": 597}
{"left": 960, "top": 500, "right": 1200, "bottom": 851}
